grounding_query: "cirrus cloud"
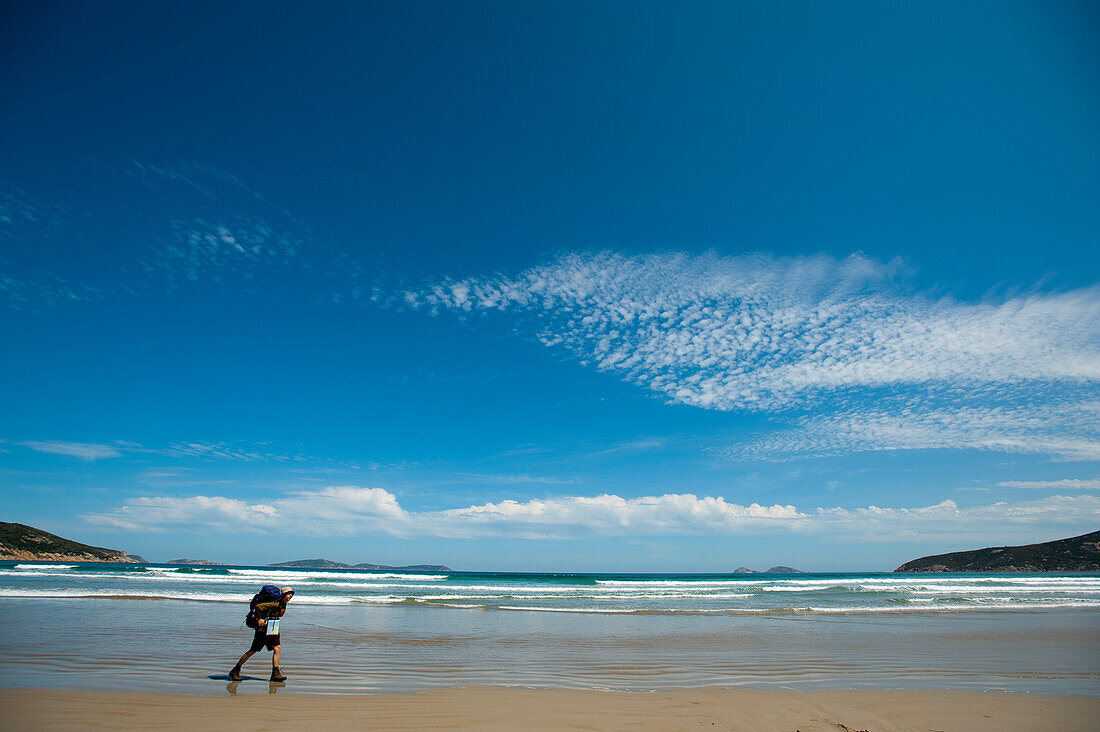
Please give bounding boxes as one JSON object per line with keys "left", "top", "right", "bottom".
{"left": 404, "top": 251, "right": 1100, "bottom": 412}
{"left": 403, "top": 251, "right": 1100, "bottom": 462}
{"left": 727, "top": 400, "right": 1100, "bottom": 462}
{"left": 997, "top": 479, "right": 1100, "bottom": 490}
{"left": 19, "top": 441, "right": 123, "bottom": 461}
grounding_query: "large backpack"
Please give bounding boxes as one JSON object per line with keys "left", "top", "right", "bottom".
{"left": 245, "top": 584, "right": 282, "bottom": 629}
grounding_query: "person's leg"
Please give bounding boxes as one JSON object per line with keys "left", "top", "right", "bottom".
{"left": 270, "top": 644, "right": 286, "bottom": 681}
{"left": 230, "top": 641, "right": 260, "bottom": 680}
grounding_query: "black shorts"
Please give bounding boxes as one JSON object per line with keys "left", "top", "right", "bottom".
{"left": 250, "top": 631, "right": 281, "bottom": 653}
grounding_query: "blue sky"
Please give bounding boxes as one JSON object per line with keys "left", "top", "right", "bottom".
{"left": 1, "top": 1, "right": 1098, "bottom": 571}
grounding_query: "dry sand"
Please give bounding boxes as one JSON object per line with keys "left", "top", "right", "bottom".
{"left": 2, "top": 687, "right": 1096, "bottom": 731}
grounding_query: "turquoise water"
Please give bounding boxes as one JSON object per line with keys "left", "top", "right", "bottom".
{"left": 2, "top": 562, "right": 1099, "bottom": 614}
{"left": 1, "top": 562, "right": 1098, "bottom": 696}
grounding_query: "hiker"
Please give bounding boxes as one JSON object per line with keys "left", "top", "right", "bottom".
{"left": 229, "top": 585, "right": 294, "bottom": 682}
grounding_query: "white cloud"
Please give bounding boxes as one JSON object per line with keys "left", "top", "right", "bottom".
{"left": 811, "top": 494, "right": 1100, "bottom": 538}
{"left": 159, "top": 442, "right": 286, "bottom": 462}
{"left": 86, "top": 486, "right": 408, "bottom": 535}
{"left": 2, "top": 163, "right": 323, "bottom": 308}
{"left": 84, "top": 486, "right": 1100, "bottom": 541}
{"left": 0, "top": 273, "right": 103, "bottom": 311}
{"left": 997, "top": 479, "right": 1100, "bottom": 490}
{"left": 406, "top": 251, "right": 1100, "bottom": 412}
{"left": 432, "top": 493, "right": 802, "bottom": 537}
{"left": 405, "top": 251, "right": 1100, "bottom": 461}
{"left": 160, "top": 215, "right": 305, "bottom": 288}
{"left": 20, "top": 441, "right": 122, "bottom": 461}
{"left": 729, "top": 400, "right": 1100, "bottom": 462}
{"left": 89, "top": 495, "right": 279, "bottom": 532}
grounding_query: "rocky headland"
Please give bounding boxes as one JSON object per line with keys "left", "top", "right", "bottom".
{"left": 0, "top": 522, "right": 142, "bottom": 563}
{"left": 895, "top": 530, "right": 1100, "bottom": 572}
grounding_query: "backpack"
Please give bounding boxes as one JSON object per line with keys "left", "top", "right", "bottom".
{"left": 245, "top": 584, "right": 282, "bottom": 628}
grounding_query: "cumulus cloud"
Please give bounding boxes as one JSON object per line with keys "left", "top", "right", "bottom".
{"left": 20, "top": 441, "right": 122, "bottom": 461}
{"left": 405, "top": 251, "right": 1100, "bottom": 412}
{"left": 433, "top": 493, "right": 801, "bottom": 537}
{"left": 84, "top": 486, "right": 1100, "bottom": 540}
{"left": 85, "top": 486, "right": 407, "bottom": 535}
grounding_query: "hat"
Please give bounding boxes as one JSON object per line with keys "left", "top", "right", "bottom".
{"left": 281, "top": 587, "right": 294, "bottom": 596}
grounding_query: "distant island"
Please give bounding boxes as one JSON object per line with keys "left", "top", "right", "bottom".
{"left": 269, "top": 558, "right": 349, "bottom": 569}
{"left": 168, "top": 558, "right": 228, "bottom": 566}
{"left": 268, "top": 558, "right": 452, "bottom": 572}
{"left": 895, "top": 530, "right": 1100, "bottom": 572}
{"left": 0, "top": 521, "right": 143, "bottom": 563}
{"left": 730, "top": 566, "right": 804, "bottom": 574}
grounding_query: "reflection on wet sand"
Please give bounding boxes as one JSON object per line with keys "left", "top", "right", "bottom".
{"left": 1, "top": 598, "right": 1097, "bottom": 696}
{"left": 224, "top": 679, "right": 285, "bottom": 695}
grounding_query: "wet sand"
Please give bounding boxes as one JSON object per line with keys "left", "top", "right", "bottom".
{"left": 2, "top": 687, "right": 1097, "bottom": 731}
{"left": 4, "top": 599, "right": 1099, "bottom": 696}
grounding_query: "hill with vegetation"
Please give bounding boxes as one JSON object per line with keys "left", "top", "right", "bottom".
{"left": 895, "top": 530, "right": 1100, "bottom": 572}
{"left": 731, "top": 566, "right": 803, "bottom": 574}
{"left": 0, "top": 522, "right": 142, "bottom": 563}
{"left": 268, "top": 558, "right": 451, "bottom": 571}
{"left": 268, "top": 558, "right": 350, "bottom": 569}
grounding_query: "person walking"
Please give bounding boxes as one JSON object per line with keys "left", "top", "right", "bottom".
{"left": 229, "top": 586, "right": 294, "bottom": 682}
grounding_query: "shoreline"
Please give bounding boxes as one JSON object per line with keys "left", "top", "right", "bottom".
{"left": 2, "top": 598, "right": 1098, "bottom": 696}
{"left": 3, "top": 687, "right": 1098, "bottom": 731}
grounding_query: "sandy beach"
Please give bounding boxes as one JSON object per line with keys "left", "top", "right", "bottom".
{"left": 2, "top": 577, "right": 1097, "bottom": 730}
{"left": 3, "top": 687, "right": 1097, "bottom": 731}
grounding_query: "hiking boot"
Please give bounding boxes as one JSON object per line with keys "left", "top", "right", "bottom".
{"left": 228, "top": 666, "right": 243, "bottom": 681}
{"left": 270, "top": 668, "right": 287, "bottom": 682}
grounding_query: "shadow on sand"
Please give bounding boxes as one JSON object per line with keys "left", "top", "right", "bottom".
{"left": 207, "top": 673, "right": 266, "bottom": 682}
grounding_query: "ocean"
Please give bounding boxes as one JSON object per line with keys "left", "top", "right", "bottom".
{"left": 1, "top": 562, "right": 1098, "bottom": 695}
{"left": 4, "top": 562, "right": 1099, "bottom": 614}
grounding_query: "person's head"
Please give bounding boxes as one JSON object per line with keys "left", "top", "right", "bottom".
{"left": 280, "top": 587, "right": 294, "bottom": 604}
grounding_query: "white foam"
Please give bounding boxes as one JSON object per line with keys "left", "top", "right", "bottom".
{"left": 0, "top": 588, "right": 389, "bottom": 605}
{"left": 12, "top": 564, "right": 77, "bottom": 570}
{"left": 498, "top": 605, "right": 639, "bottom": 614}
{"left": 225, "top": 569, "right": 447, "bottom": 581}
{"left": 595, "top": 580, "right": 760, "bottom": 587}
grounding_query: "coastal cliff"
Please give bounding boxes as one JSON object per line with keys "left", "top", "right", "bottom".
{"left": 895, "top": 530, "right": 1100, "bottom": 572}
{"left": 0, "top": 522, "right": 141, "bottom": 563}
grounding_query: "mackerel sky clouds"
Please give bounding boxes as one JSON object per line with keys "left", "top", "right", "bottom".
{"left": 2, "top": 1, "right": 1098, "bottom": 570}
